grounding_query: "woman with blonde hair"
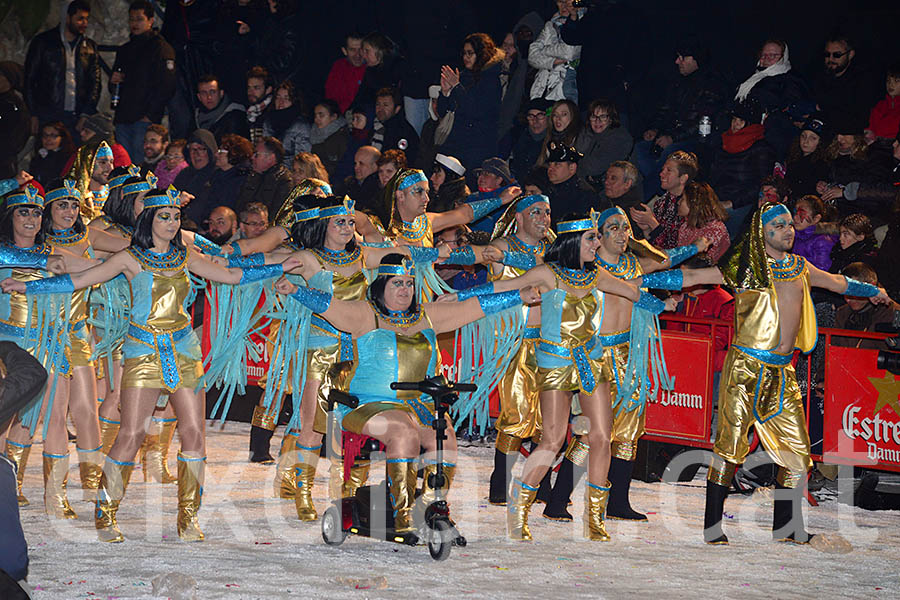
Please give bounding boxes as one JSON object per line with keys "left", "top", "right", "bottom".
{"left": 291, "top": 152, "right": 329, "bottom": 186}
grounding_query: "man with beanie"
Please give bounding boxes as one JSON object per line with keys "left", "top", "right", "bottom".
{"left": 109, "top": 0, "right": 176, "bottom": 162}
{"left": 633, "top": 36, "right": 729, "bottom": 198}
{"left": 464, "top": 157, "right": 517, "bottom": 233}
{"left": 510, "top": 98, "right": 551, "bottom": 181}
{"left": 174, "top": 128, "right": 218, "bottom": 229}
{"left": 24, "top": 0, "right": 100, "bottom": 139}
{"left": 76, "top": 112, "right": 130, "bottom": 166}
{"left": 545, "top": 142, "right": 596, "bottom": 220}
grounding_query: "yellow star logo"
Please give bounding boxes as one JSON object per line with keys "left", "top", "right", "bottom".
{"left": 868, "top": 373, "right": 900, "bottom": 417}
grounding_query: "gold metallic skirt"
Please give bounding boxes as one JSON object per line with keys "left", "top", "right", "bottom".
{"left": 122, "top": 351, "right": 203, "bottom": 391}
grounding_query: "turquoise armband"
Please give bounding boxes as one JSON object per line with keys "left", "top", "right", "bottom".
{"left": 443, "top": 246, "right": 476, "bottom": 265}
{"left": 457, "top": 282, "right": 494, "bottom": 301}
{"left": 25, "top": 274, "right": 74, "bottom": 294}
{"left": 635, "top": 290, "right": 666, "bottom": 315}
{"left": 227, "top": 252, "right": 264, "bottom": 268}
{"left": 290, "top": 287, "right": 332, "bottom": 313}
{"left": 665, "top": 243, "right": 699, "bottom": 267}
{"left": 239, "top": 263, "right": 282, "bottom": 285}
{"left": 844, "top": 276, "right": 879, "bottom": 298}
{"left": 502, "top": 251, "right": 536, "bottom": 270}
{"left": 469, "top": 197, "right": 503, "bottom": 222}
{"left": 641, "top": 269, "right": 683, "bottom": 291}
{"left": 477, "top": 290, "right": 522, "bottom": 315}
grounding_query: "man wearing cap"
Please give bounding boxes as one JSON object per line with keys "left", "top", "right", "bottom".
{"left": 545, "top": 142, "right": 596, "bottom": 221}
{"left": 371, "top": 87, "right": 419, "bottom": 164}
{"left": 703, "top": 202, "right": 891, "bottom": 546}
{"left": 76, "top": 113, "right": 130, "bottom": 167}
{"left": 784, "top": 114, "right": 830, "bottom": 198}
{"left": 484, "top": 193, "right": 553, "bottom": 504}
{"left": 633, "top": 36, "right": 729, "bottom": 198}
{"left": 542, "top": 206, "right": 711, "bottom": 522}
{"left": 464, "top": 157, "right": 518, "bottom": 233}
{"left": 510, "top": 99, "right": 551, "bottom": 182}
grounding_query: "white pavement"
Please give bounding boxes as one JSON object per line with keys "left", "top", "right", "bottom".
{"left": 17, "top": 422, "right": 900, "bottom": 599}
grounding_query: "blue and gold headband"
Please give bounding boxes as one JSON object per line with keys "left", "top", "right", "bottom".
{"left": 44, "top": 179, "right": 82, "bottom": 205}
{"left": 143, "top": 185, "right": 182, "bottom": 210}
{"left": 377, "top": 256, "right": 416, "bottom": 278}
{"left": 557, "top": 208, "right": 600, "bottom": 234}
{"left": 293, "top": 207, "right": 320, "bottom": 223}
{"left": 761, "top": 203, "right": 791, "bottom": 225}
{"left": 123, "top": 172, "right": 158, "bottom": 196}
{"left": 109, "top": 164, "right": 142, "bottom": 189}
{"left": 398, "top": 170, "right": 427, "bottom": 191}
{"left": 94, "top": 141, "right": 113, "bottom": 160}
{"left": 318, "top": 196, "right": 355, "bottom": 219}
{"left": 596, "top": 206, "right": 627, "bottom": 227}
{"left": 6, "top": 184, "right": 44, "bottom": 209}
{"left": 516, "top": 194, "right": 550, "bottom": 212}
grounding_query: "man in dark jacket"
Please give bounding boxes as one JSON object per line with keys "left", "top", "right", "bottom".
{"left": 235, "top": 136, "right": 293, "bottom": 222}
{"left": 194, "top": 74, "right": 249, "bottom": 142}
{"left": 509, "top": 98, "right": 551, "bottom": 182}
{"left": 372, "top": 87, "right": 419, "bottom": 163}
{"left": 24, "top": 0, "right": 100, "bottom": 138}
{"left": 174, "top": 129, "right": 218, "bottom": 229}
{"left": 810, "top": 33, "right": 882, "bottom": 132}
{"left": 545, "top": 143, "right": 597, "bottom": 221}
{"left": 599, "top": 160, "right": 645, "bottom": 237}
{"left": 110, "top": 0, "right": 176, "bottom": 163}
{"left": 633, "top": 36, "right": 729, "bottom": 199}
{"left": 338, "top": 145, "right": 382, "bottom": 225}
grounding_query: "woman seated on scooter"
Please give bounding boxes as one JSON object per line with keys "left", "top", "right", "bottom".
{"left": 275, "top": 253, "right": 539, "bottom": 532}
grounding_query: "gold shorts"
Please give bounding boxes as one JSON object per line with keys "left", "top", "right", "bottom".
{"left": 607, "top": 340, "right": 646, "bottom": 460}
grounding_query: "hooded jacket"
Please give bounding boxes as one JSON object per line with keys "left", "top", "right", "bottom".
{"left": 174, "top": 129, "right": 218, "bottom": 227}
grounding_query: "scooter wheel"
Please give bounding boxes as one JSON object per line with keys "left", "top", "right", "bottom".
{"left": 322, "top": 506, "right": 347, "bottom": 546}
{"left": 427, "top": 519, "right": 452, "bottom": 561}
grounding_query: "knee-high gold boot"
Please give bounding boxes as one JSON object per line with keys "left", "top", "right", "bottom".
{"left": 584, "top": 481, "right": 612, "bottom": 541}
{"left": 98, "top": 417, "right": 120, "bottom": 455}
{"left": 507, "top": 479, "right": 539, "bottom": 541}
{"left": 420, "top": 463, "right": 455, "bottom": 508}
{"left": 274, "top": 431, "right": 299, "bottom": 499}
{"left": 387, "top": 459, "right": 417, "bottom": 533}
{"left": 77, "top": 445, "right": 104, "bottom": 503}
{"left": 43, "top": 452, "right": 77, "bottom": 519}
{"left": 328, "top": 459, "right": 344, "bottom": 500}
{"left": 176, "top": 453, "right": 205, "bottom": 542}
{"left": 293, "top": 443, "right": 321, "bottom": 521}
{"left": 5, "top": 440, "right": 31, "bottom": 506}
{"left": 142, "top": 417, "right": 177, "bottom": 483}
{"left": 95, "top": 458, "right": 135, "bottom": 543}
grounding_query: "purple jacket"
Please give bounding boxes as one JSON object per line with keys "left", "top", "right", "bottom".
{"left": 792, "top": 226, "right": 837, "bottom": 271}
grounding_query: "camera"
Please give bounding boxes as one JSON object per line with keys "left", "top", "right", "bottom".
{"left": 875, "top": 325, "right": 900, "bottom": 374}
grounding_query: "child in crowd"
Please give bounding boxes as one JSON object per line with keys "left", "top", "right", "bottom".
{"left": 833, "top": 262, "right": 900, "bottom": 350}
{"left": 866, "top": 62, "right": 900, "bottom": 143}
{"left": 830, "top": 213, "right": 878, "bottom": 274}
{"left": 791, "top": 194, "right": 838, "bottom": 271}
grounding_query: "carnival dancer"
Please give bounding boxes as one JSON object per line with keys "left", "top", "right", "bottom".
{"left": 356, "top": 168, "right": 521, "bottom": 248}
{"left": 274, "top": 253, "right": 539, "bottom": 532}
{"left": 542, "top": 207, "right": 713, "bottom": 521}
{"left": 67, "top": 140, "right": 114, "bottom": 220}
{"left": 462, "top": 210, "right": 670, "bottom": 541}
{"left": 89, "top": 169, "right": 179, "bottom": 483}
{"left": 703, "top": 202, "right": 891, "bottom": 545}
{"left": 0, "top": 185, "right": 95, "bottom": 514}
{"left": 2, "top": 187, "right": 300, "bottom": 542}
{"left": 483, "top": 194, "right": 554, "bottom": 505}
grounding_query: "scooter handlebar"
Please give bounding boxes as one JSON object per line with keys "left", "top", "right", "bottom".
{"left": 390, "top": 379, "right": 477, "bottom": 393}
{"left": 326, "top": 389, "right": 360, "bottom": 409}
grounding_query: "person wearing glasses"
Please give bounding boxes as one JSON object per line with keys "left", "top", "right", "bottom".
{"left": 238, "top": 202, "right": 268, "bottom": 240}
{"left": 510, "top": 98, "right": 551, "bottom": 182}
{"left": 575, "top": 98, "right": 633, "bottom": 187}
{"left": 811, "top": 33, "right": 881, "bottom": 130}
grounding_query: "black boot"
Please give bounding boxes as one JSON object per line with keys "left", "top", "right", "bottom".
{"left": 488, "top": 449, "right": 515, "bottom": 505}
{"left": 773, "top": 482, "right": 812, "bottom": 544}
{"left": 703, "top": 480, "right": 729, "bottom": 544}
{"left": 542, "top": 456, "right": 585, "bottom": 521}
{"left": 607, "top": 457, "right": 647, "bottom": 521}
{"left": 249, "top": 426, "right": 275, "bottom": 464}
{"left": 535, "top": 466, "right": 553, "bottom": 504}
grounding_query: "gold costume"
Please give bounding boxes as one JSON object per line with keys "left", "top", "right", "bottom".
{"left": 66, "top": 140, "right": 111, "bottom": 220}
{"left": 605, "top": 335, "right": 644, "bottom": 461}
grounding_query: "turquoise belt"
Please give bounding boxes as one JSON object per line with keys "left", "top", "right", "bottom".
{"left": 537, "top": 336, "right": 602, "bottom": 393}
{"left": 127, "top": 322, "right": 193, "bottom": 391}
{"left": 734, "top": 345, "right": 792, "bottom": 423}
{"left": 599, "top": 331, "right": 629, "bottom": 347}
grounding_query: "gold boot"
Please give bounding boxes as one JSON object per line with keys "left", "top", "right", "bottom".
{"left": 274, "top": 431, "right": 300, "bottom": 499}
{"left": 176, "top": 453, "right": 205, "bottom": 542}
{"left": 77, "top": 445, "right": 104, "bottom": 503}
{"left": 344, "top": 459, "right": 370, "bottom": 498}
{"left": 98, "top": 417, "right": 120, "bottom": 455}
{"left": 507, "top": 479, "right": 539, "bottom": 541}
{"left": 420, "top": 463, "right": 455, "bottom": 508}
{"left": 294, "top": 443, "right": 321, "bottom": 521}
{"left": 5, "top": 441, "right": 31, "bottom": 506}
{"left": 584, "top": 481, "right": 612, "bottom": 541}
{"left": 43, "top": 452, "right": 77, "bottom": 519}
{"left": 329, "top": 459, "right": 344, "bottom": 500}
{"left": 95, "top": 459, "right": 135, "bottom": 543}
{"left": 387, "top": 459, "right": 417, "bottom": 533}
{"left": 142, "top": 417, "right": 177, "bottom": 483}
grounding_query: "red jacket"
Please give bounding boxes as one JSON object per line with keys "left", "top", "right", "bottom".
{"left": 325, "top": 58, "right": 366, "bottom": 114}
{"left": 869, "top": 94, "right": 900, "bottom": 139}
{"left": 667, "top": 286, "right": 734, "bottom": 372}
